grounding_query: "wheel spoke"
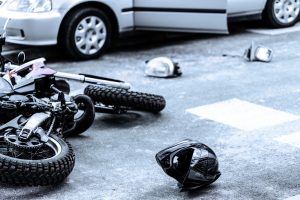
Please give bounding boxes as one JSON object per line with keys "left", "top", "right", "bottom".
{"left": 91, "top": 41, "right": 100, "bottom": 51}
{"left": 275, "top": 9, "right": 284, "bottom": 18}
{"left": 295, "top": 1, "right": 300, "bottom": 9}
{"left": 96, "top": 32, "right": 106, "bottom": 41}
{"left": 79, "top": 20, "right": 88, "bottom": 31}
{"left": 90, "top": 16, "right": 97, "bottom": 27}
{"left": 76, "top": 38, "right": 86, "bottom": 48}
{"left": 291, "top": 10, "right": 297, "bottom": 17}
{"left": 75, "top": 29, "right": 85, "bottom": 38}
{"left": 275, "top": 1, "right": 283, "bottom": 9}
{"left": 95, "top": 21, "right": 104, "bottom": 32}
{"left": 283, "top": 11, "right": 289, "bottom": 22}
{"left": 85, "top": 43, "right": 92, "bottom": 54}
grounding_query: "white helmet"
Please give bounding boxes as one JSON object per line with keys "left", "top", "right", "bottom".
{"left": 145, "top": 57, "right": 182, "bottom": 78}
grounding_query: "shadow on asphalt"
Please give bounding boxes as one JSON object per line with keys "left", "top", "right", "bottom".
{"left": 185, "top": 184, "right": 219, "bottom": 198}
{"left": 92, "top": 111, "right": 164, "bottom": 130}
{"left": 0, "top": 181, "right": 69, "bottom": 199}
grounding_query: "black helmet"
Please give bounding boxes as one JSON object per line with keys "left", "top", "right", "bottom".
{"left": 155, "top": 139, "right": 221, "bottom": 191}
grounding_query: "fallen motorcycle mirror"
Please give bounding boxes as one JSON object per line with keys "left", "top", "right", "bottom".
{"left": 155, "top": 139, "right": 221, "bottom": 191}
{"left": 244, "top": 42, "right": 273, "bottom": 62}
{"left": 145, "top": 57, "right": 182, "bottom": 78}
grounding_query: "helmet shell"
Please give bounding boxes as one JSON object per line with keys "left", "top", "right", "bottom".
{"left": 156, "top": 139, "right": 221, "bottom": 191}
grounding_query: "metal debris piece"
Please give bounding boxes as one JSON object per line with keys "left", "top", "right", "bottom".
{"left": 244, "top": 42, "right": 273, "bottom": 62}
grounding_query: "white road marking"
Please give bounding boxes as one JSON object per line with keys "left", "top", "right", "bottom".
{"left": 247, "top": 23, "right": 300, "bottom": 35}
{"left": 274, "top": 132, "right": 300, "bottom": 149}
{"left": 186, "top": 98, "right": 299, "bottom": 131}
{"left": 284, "top": 194, "right": 300, "bottom": 200}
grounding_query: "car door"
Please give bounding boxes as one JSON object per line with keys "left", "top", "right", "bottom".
{"left": 228, "top": 0, "right": 267, "bottom": 15}
{"left": 133, "top": 0, "right": 228, "bottom": 33}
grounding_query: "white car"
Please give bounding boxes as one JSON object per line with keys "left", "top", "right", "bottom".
{"left": 0, "top": 0, "right": 299, "bottom": 60}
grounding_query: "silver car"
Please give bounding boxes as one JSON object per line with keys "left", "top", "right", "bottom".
{"left": 0, "top": 0, "right": 299, "bottom": 59}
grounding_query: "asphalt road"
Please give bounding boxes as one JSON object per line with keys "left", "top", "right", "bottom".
{"left": 2, "top": 22, "right": 300, "bottom": 200}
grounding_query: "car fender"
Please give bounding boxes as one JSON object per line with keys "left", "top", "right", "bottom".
{"left": 227, "top": 0, "right": 267, "bottom": 15}
{"left": 52, "top": 0, "right": 134, "bottom": 32}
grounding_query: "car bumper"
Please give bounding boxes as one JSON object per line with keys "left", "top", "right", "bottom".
{"left": 0, "top": 10, "right": 63, "bottom": 45}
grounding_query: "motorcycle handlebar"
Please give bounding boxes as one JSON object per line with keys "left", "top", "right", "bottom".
{"left": 54, "top": 72, "right": 131, "bottom": 89}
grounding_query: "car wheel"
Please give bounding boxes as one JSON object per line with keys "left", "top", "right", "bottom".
{"left": 264, "top": 0, "right": 300, "bottom": 28}
{"left": 60, "top": 8, "right": 111, "bottom": 60}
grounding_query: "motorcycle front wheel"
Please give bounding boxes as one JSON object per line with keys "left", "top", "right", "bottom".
{"left": 84, "top": 85, "right": 166, "bottom": 112}
{"left": 63, "top": 94, "right": 95, "bottom": 137}
{"left": 0, "top": 133, "right": 75, "bottom": 186}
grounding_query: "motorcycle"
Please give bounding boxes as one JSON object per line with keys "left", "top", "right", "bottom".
{"left": 0, "top": 19, "right": 166, "bottom": 122}
{"left": 2, "top": 58, "right": 96, "bottom": 137}
{"left": 0, "top": 19, "right": 166, "bottom": 186}
{"left": 0, "top": 76, "right": 77, "bottom": 186}
{"left": 5, "top": 57, "right": 166, "bottom": 114}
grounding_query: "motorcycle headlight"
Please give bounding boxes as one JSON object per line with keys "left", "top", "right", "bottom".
{"left": 5, "top": 0, "right": 52, "bottom": 13}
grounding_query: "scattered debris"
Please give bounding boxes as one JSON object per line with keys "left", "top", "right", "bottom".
{"left": 155, "top": 139, "right": 221, "bottom": 191}
{"left": 222, "top": 53, "right": 241, "bottom": 58}
{"left": 222, "top": 42, "right": 273, "bottom": 63}
{"left": 244, "top": 42, "right": 273, "bottom": 62}
{"left": 145, "top": 57, "right": 182, "bottom": 78}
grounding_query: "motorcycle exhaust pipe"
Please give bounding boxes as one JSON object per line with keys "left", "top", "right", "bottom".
{"left": 54, "top": 72, "right": 131, "bottom": 90}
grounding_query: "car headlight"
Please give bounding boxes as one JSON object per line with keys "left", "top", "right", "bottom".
{"left": 5, "top": 0, "right": 52, "bottom": 12}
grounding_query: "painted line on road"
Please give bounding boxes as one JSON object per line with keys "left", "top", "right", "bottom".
{"left": 284, "top": 194, "right": 300, "bottom": 200}
{"left": 274, "top": 132, "right": 300, "bottom": 149}
{"left": 247, "top": 23, "right": 300, "bottom": 35}
{"left": 186, "top": 98, "right": 299, "bottom": 131}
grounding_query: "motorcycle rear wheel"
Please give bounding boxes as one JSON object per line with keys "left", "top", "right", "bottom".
{"left": 0, "top": 134, "right": 75, "bottom": 186}
{"left": 84, "top": 85, "right": 166, "bottom": 112}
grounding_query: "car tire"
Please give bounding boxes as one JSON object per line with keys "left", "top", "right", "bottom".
{"left": 263, "top": 0, "right": 300, "bottom": 28}
{"left": 59, "top": 8, "right": 112, "bottom": 60}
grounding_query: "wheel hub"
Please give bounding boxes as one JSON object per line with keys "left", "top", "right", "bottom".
{"left": 86, "top": 29, "right": 97, "bottom": 43}
{"left": 274, "top": 0, "right": 300, "bottom": 24}
{"left": 75, "top": 16, "right": 107, "bottom": 55}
